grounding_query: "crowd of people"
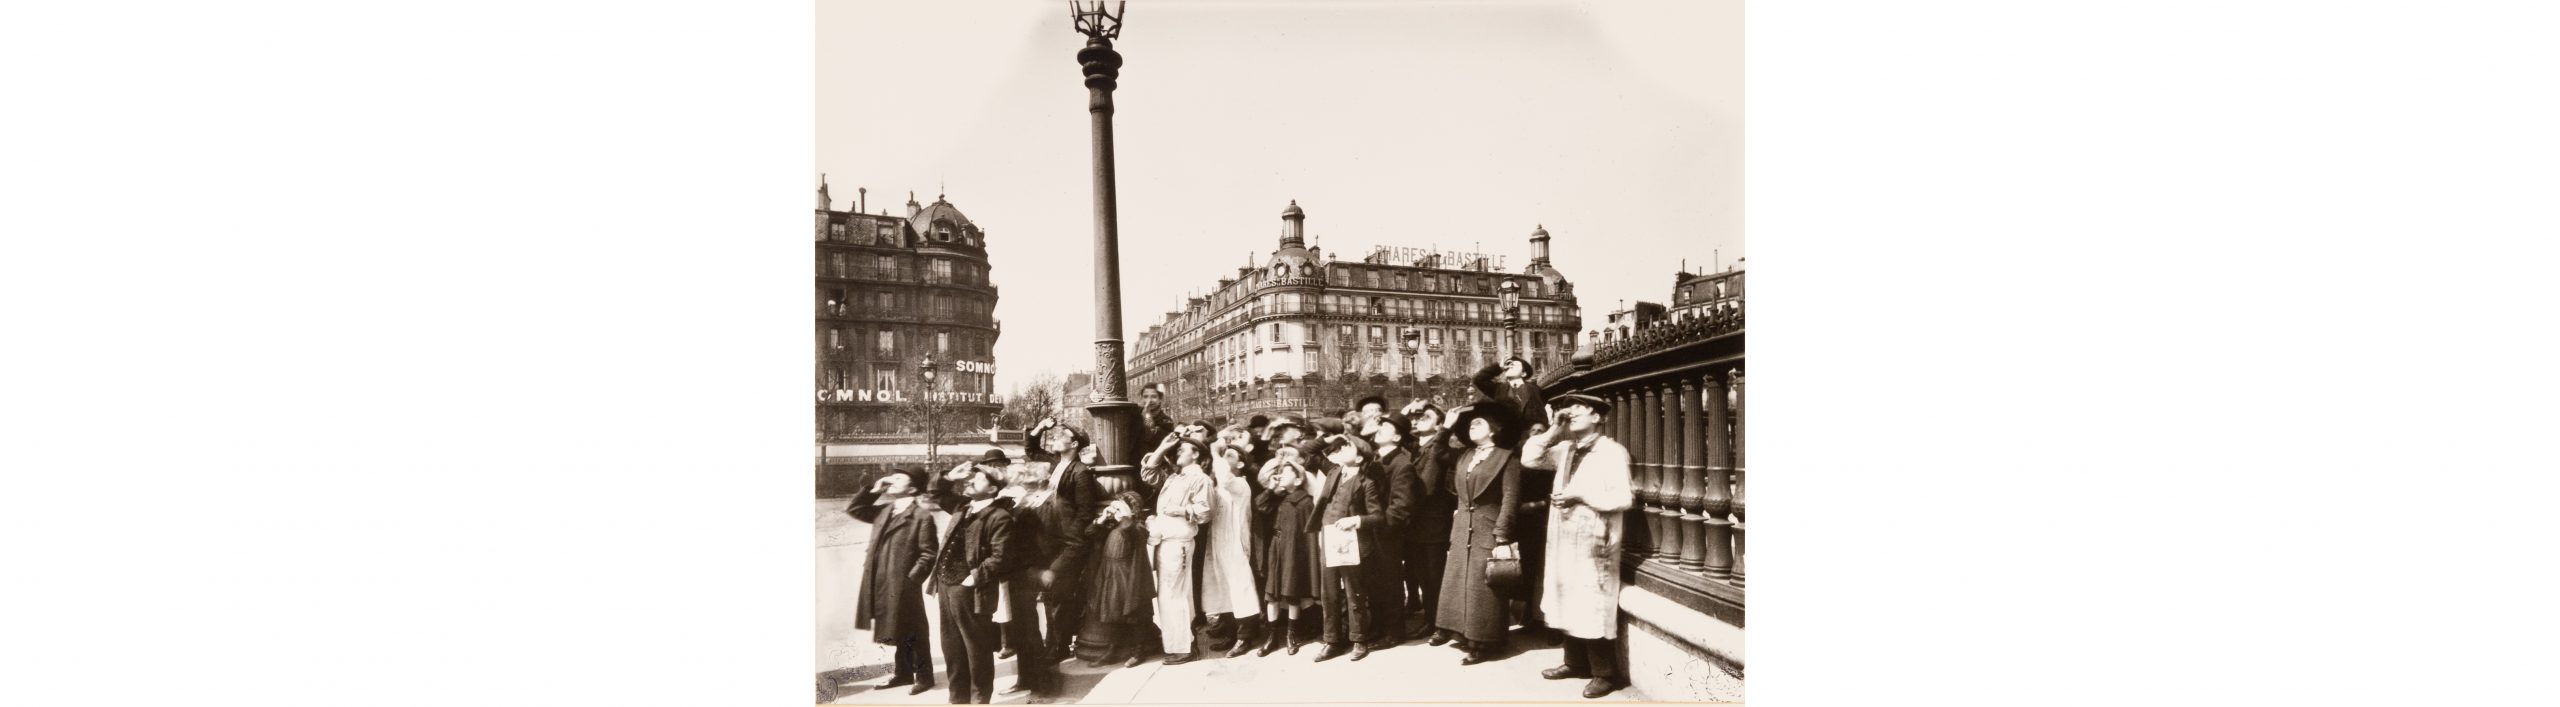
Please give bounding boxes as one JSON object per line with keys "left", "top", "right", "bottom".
{"left": 841, "top": 357, "right": 1636, "bottom": 703}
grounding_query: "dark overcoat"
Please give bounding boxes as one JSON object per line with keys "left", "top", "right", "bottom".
{"left": 1255, "top": 486, "right": 1320, "bottom": 600}
{"left": 1472, "top": 363, "right": 1548, "bottom": 438}
{"left": 1435, "top": 445, "right": 1522, "bottom": 642}
{"left": 1406, "top": 431, "right": 1460, "bottom": 547}
{"left": 1083, "top": 515, "right": 1156, "bottom": 623}
{"left": 1313, "top": 465, "right": 1390, "bottom": 573}
{"left": 1013, "top": 495, "right": 1092, "bottom": 592}
{"left": 847, "top": 490, "right": 938, "bottom": 642}
{"left": 928, "top": 499, "right": 1020, "bottom": 616}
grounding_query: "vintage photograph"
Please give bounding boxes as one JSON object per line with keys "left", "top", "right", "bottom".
{"left": 814, "top": 1, "right": 1742, "bottom": 703}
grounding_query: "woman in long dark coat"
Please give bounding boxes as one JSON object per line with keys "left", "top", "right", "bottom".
{"left": 1252, "top": 457, "right": 1321, "bottom": 655}
{"left": 1082, "top": 490, "right": 1156, "bottom": 667}
{"left": 846, "top": 469, "right": 939, "bottom": 693}
{"left": 1434, "top": 405, "right": 1522, "bottom": 664}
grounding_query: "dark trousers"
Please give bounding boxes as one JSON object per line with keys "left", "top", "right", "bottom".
{"left": 889, "top": 636, "right": 934, "bottom": 684}
{"left": 1040, "top": 586, "right": 1084, "bottom": 662}
{"left": 1001, "top": 578, "right": 1049, "bottom": 690}
{"left": 1318, "top": 564, "right": 1370, "bottom": 644}
{"left": 1404, "top": 540, "right": 1448, "bottom": 630}
{"left": 1561, "top": 636, "right": 1621, "bottom": 681}
{"left": 1363, "top": 541, "right": 1405, "bottom": 640}
{"left": 936, "top": 594, "right": 998, "bottom": 704}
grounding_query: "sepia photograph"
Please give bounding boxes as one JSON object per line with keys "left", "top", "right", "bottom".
{"left": 814, "top": 1, "right": 1742, "bottom": 703}
{"left": 18, "top": 2, "right": 2560, "bottom": 707}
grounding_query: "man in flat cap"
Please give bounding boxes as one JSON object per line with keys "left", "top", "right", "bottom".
{"left": 1519, "top": 393, "right": 1634, "bottom": 699}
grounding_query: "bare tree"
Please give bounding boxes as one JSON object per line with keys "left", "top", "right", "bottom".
{"left": 1001, "top": 371, "right": 1063, "bottom": 429}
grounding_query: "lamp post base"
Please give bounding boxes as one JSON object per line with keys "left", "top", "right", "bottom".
{"left": 1081, "top": 399, "right": 1145, "bottom": 490}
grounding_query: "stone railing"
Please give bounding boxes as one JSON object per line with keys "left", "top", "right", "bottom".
{"left": 1539, "top": 298, "right": 1743, "bottom": 691}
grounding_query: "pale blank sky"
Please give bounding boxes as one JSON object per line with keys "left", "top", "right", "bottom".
{"left": 818, "top": 0, "right": 1741, "bottom": 393}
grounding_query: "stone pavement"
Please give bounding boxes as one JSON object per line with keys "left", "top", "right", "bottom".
{"left": 818, "top": 499, "right": 1651, "bottom": 704}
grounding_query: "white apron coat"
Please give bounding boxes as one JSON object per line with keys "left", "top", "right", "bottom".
{"left": 1532, "top": 434, "right": 1634, "bottom": 640}
{"left": 1199, "top": 457, "right": 1263, "bottom": 616}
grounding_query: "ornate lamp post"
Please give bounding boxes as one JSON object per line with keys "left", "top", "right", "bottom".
{"left": 1066, "top": 1, "right": 1147, "bottom": 664}
{"left": 1400, "top": 321, "right": 1421, "bottom": 397}
{"left": 1498, "top": 278, "right": 1522, "bottom": 359}
{"left": 1068, "top": 1, "right": 1144, "bottom": 485}
{"left": 920, "top": 352, "right": 942, "bottom": 469}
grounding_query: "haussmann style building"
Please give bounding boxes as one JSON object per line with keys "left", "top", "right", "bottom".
{"left": 1127, "top": 200, "right": 1583, "bottom": 424}
{"left": 813, "top": 179, "right": 1009, "bottom": 496}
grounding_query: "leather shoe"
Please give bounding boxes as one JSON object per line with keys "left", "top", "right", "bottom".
{"left": 1162, "top": 650, "right": 1201, "bottom": 666}
{"left": 997, "top": 648, "right": 1016, "bottom": 660}
{"left": 1543, "top": 666, "right": 1592, "bottom": 681}
{"left": 1312, "top": 643, "right": 1345, "bottom": 662}
{"left": 1427, "top": 632, "right": 1453, "bottom": 647}
{"left": 1347, "top": 643, "right": 1372, "bottom": 661}
{"left": 1002, "top": 681, "right": 1031, "bottom": 694}
{"left": 876, "top": 675, "right": 914, "bottom": 689}
{"left": 1459, "top": 651, "right": 1489, "bottom": 666}
{"left": 907, "top": 681, "right": 934, "bottom": 696}
{"left": 1582, "top": 678, "right": 1624, "bottom": 699}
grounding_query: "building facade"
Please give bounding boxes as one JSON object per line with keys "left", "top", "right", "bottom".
{"left": 1665, "top": 260, "right": 1744, "bottom": 323}
{"left": 1128, "top": 201, "right": 1582, "bottom": 424}
{"left": 814, "top": 179, "right": 1007, "bottom": 495}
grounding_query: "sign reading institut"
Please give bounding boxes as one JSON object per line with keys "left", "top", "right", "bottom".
{"left": 815, "top": 389, "right": 1007, "bottom": 404}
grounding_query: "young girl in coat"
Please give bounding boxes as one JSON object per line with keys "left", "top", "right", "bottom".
{"left": 1082, "top": 490, "right": 1156, "bottom": 668}
{"left": 1252, "top": 455, "right": 1322, "bottom": 655}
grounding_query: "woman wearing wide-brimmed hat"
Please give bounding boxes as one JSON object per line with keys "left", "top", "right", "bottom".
{"left": 1431, "top": 403, "right": 1523, "bottom": 664}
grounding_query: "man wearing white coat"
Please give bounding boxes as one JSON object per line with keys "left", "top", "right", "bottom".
{"left": 1519, "top": 392, "right": 1632, "bottom": 699}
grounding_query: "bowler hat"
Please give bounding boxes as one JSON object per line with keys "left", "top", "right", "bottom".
{"left": 977, "top": 449, "right": 1011, "bottom": 466}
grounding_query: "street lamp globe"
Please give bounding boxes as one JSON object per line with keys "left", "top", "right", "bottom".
{"left": 920, "top": 352, "right": 939, "bottom": 383}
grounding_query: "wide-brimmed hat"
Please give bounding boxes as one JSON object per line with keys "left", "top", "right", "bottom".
{"left": 1445, "top": 403, "right": 1521, "bottom": 449}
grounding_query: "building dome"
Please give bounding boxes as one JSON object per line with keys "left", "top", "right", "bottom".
{"left": 1265, "top": 245, "right": 1321, "bottom": 282}
{"left": 1281, "top": 200, "right": 1304, "bottom": 219}
{"left": 908, "top": 197, "right": 978, "bottom": 245}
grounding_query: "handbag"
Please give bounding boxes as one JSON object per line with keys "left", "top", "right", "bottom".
{"left": 1484, "top": 544, "right": 1525, "bottom": 600}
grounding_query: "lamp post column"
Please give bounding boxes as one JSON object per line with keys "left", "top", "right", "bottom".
{"left": 1073, "top": 3, "right": 1143, "bottom": 488}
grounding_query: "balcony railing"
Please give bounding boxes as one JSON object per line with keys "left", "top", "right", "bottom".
{"left": 1539, "top": 297, "right": 1743, "bottom": 628}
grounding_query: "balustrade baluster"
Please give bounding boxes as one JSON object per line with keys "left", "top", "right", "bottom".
{"left": 1639, "top": 385, "right": 1679, "bottom": 566}
{"left": 1611, "top": 388, "right": 1641, "bottom": 559}
{"left": 1728, "top": 369, "right": 1744, "bottom": 587}
{"left": 1697, "top": 375, "right": 1732, "bottom": 577}
{"left": 1615, "top": 386, "right": 1652, "bottom": 558}
{"left": 1668, "top": 381, "right": 1700, "bottom": 573}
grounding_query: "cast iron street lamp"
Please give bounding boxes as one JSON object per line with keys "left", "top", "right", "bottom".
{"left": 1498, "top": 278, "right": 1522, "bottom": 359}
{"left": 1069, "top": 0, "right": 1144, "bottom": 484}
{"left": 1401, "top": 321, "right": 1420, "bottom": 395}
{"left": 920, "top": 352, "right": 942, "bottom": 469}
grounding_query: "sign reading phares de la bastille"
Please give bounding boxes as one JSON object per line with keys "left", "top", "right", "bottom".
{"left": 1366, "top": 246, "right": 1505, "bottom": 271}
